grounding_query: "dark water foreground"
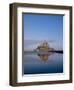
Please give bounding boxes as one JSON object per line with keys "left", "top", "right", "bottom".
{"left": 23, "top": 51, "right": 63, "bottom": 75}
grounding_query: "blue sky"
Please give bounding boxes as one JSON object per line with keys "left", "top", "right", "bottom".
{"left": 23, "top": 13, "right": 63, "bottom": 50}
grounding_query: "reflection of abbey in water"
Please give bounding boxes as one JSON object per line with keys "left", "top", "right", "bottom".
{"left": 38, "top": 53, "right": 53, "bottom": 61}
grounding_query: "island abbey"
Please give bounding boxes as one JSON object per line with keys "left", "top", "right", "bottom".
{"left": 36, "top": 41, "right": 54, "bottom": 52}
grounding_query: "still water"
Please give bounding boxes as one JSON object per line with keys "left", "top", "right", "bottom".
{"left": 23, "top": 52, "right": 63, "bottom": 75}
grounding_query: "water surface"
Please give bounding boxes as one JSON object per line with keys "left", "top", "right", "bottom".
{"left": 23, "top": 52, "right": 63, "bottom": 75}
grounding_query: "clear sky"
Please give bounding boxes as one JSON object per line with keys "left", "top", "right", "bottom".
{"left": 23, "top": 13, "right": 63, "bottom": 50}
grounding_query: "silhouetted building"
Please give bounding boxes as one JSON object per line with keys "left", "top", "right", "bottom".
{"left": 36, "top": 41, "right": 54, "bottom": 51}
